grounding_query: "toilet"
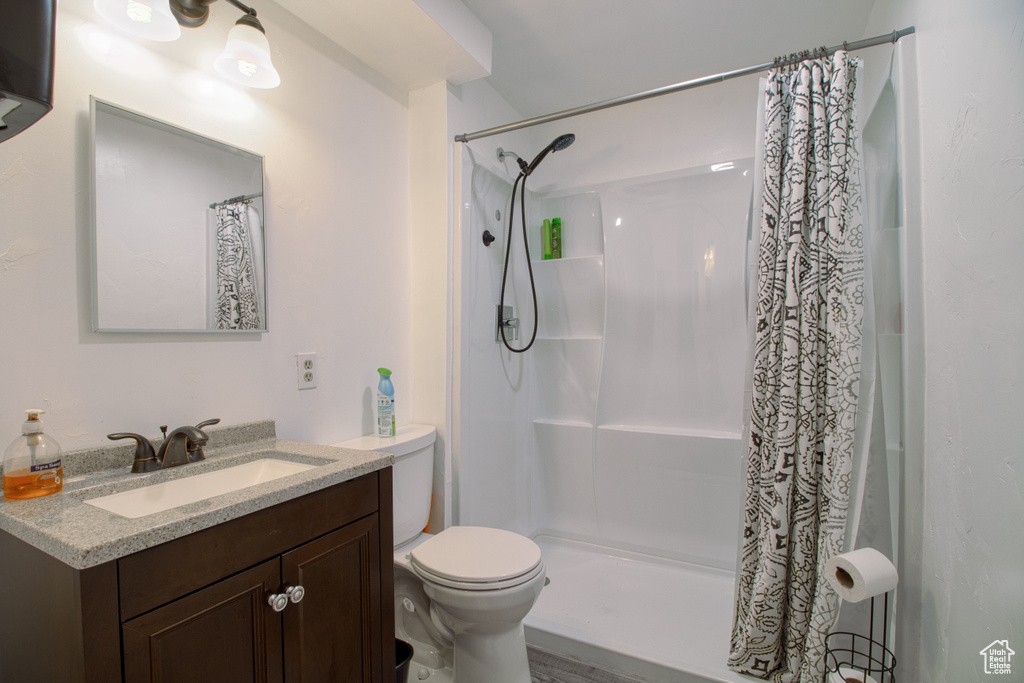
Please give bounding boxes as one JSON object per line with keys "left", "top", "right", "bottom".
{"left": 335, "top": 424, "right": 545, "bottom": 683}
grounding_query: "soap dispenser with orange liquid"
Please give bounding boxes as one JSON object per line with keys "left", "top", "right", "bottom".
{"left": 3, "top": 409, "right": 63, "bottom": 500}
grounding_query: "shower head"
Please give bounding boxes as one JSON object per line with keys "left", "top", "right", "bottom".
{"left": 523, "top": 133, "right": 575, "bottom": 176}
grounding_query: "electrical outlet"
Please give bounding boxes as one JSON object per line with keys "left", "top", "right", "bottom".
{"left": 297, "top": 352, "right": 317, "bottom": 390}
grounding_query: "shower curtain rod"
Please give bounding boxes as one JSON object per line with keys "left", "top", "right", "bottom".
{"left": 454, "top": 27, "right": 915, "bottom": 143}
{"left": 209, "top": 192, "right": 263, "bottom": 208}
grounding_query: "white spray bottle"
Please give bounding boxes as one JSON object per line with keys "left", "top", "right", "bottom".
{"left": 376, "top": 368, "right": 395, "bottom": 437}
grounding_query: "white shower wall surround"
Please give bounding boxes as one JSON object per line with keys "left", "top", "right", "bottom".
{"left": 529, "top": 161, "right": 753, "bottom": 569}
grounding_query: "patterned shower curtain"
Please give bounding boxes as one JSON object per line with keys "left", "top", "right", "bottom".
{"left": 213, "top": 201, "right": 263, "bottom": 330}
{"left": 728, "top": 51, "right": 865, "bottom": 682}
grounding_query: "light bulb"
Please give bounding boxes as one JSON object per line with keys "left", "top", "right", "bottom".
{"left": 126, "top": 1, "right": 153, "bottom": 23}
{"left": 237, "top": 60, "right": 259, "bottom": 78}
{"left": 94, "top": 0, "right": 181, "bottom": 41}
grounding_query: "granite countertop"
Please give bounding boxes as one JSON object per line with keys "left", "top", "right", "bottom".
{"left": 0, "top": 420, "right": 392, "bottom": 570}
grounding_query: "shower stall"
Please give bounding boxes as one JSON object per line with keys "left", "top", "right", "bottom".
{"left": 450, "top": 37, "right": 915, "bottom": 682}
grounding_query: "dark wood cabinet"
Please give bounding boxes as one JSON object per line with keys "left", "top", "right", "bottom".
{"left": 123, "top": 559, "right": 284, "bottom": 683}
{"left": 282, "top": 515, "right": 382, "bottom": 682}
{"left": 0, "top": 468, "right": 395, "bottom": 683}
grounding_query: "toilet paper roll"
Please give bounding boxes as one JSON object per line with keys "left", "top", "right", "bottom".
{"left": 824, "top": 548, "right": 897, "bottom": 603}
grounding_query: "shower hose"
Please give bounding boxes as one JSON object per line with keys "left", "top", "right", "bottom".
{"left": 498, "top": 171, "right": 539, "bottom": 353}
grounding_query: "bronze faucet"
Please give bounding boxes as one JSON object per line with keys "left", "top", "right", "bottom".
{"left": 108, "top": 418, "right": 220, "bottom": 473}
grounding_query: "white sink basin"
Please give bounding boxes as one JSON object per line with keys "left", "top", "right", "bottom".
{"left": 84, "top": 458, "right": 316, "bottom": 519}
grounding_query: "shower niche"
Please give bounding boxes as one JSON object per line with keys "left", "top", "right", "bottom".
{"left": 528, "top": 191, "right": 605, "bottom": 420}
{"left": 528, "top": 191, "right": 606, "bottom": 538}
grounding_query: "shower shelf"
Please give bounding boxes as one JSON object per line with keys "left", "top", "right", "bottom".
{"left": 535, "top": 335, "right": 602, "bottom": 341}
{"left": 532, "top": 418, "right": 593, "bottom": 429}
{"left": 531, "top": 254, "right": 604, "bottom": 266}
{"left": 597, "top": 424, "right": 741, "bottom": 440}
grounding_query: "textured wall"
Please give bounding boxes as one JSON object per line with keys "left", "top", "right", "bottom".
{"left": 862, "top": 0, "right": 1024, "bottom": 678}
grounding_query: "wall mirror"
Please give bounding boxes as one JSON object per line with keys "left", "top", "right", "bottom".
{"left": 90, "top": 97, "right": 267, "bottom": 332}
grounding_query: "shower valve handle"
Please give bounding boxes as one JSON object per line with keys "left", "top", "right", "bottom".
{"left": 503, "top": 316, "right": 520, "bottom": 341}
{"left": 495, "top": 304, "right": 522, "bottom": 343}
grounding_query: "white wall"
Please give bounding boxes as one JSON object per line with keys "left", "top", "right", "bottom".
{"left": 0, "top": 0, "right": 411, "bottom": 449}
{"left": 409, "top": 81, "right": 451, "bottom": 531}
{"left": 862, "top": 0, "right": 1024, "bottom": 679}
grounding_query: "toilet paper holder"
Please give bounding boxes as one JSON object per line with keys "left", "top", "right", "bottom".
{"left": 824, "top": 591, "right": 897, "bottom": 683}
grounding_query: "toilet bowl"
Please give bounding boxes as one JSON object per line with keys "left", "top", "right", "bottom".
{"left": 335, "top": 425, "right": 545, "bottom": 683}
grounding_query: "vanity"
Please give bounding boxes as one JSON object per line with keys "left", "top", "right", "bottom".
{"left": 0, "top": 421, "right": 396, "bottom": 683}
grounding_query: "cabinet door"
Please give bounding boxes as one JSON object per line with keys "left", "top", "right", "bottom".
{"left": 282, "top": 514, "right": 383, "bottom": 683}
{"left": 122, "top": 559, "right": 284, "bottom": 683}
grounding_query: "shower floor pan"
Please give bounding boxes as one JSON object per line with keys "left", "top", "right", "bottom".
{"left": 525, "top": 536, "right": 749, "bottom": 683}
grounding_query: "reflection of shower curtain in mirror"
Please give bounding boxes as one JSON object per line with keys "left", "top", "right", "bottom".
{"left": 211, "top": 201, "right": 263, "bottom": 330}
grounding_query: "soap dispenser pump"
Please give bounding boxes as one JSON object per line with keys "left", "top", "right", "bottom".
{"left": 3, "top": 409, "right": 63, "bottom": 500}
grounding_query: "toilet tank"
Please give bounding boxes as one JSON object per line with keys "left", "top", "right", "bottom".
{"left": 334, "top": 424, "right": 436, "bottom": 548}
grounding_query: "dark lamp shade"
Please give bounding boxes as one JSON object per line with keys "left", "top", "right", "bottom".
{"left": 0, "top": 0, "right": 56, "bottom": 143}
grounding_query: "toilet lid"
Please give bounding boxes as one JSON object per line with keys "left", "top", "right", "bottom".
{"left": 409, "top": 526, "right": 542, "bottom": 584}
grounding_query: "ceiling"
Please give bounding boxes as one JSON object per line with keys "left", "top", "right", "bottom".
{"left": 275, "top": 0, "right": 492, "bottom": 92}
{"left": 277, "top": 0, "right": 879, "bottom": 119}
{"left": 459, "top": 0, "right": 879, "bottom": 118}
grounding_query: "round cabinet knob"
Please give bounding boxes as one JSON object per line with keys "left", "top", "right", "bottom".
{"left": 268, "top": 592, "right": 289, "bottom": 612}
{"left": 287, "top": 585, "right": 305, "bottom": 604}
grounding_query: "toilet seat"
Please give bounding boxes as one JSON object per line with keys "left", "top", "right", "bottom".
{"left": 413, "top": 558, "right": 544, "bottom": 591}
{"left": 409, "top": 526, "right": 543, "bottom": 591}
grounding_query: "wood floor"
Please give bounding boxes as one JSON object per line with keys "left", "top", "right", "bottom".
{"left": 528, "top": 646, "right": 648, "bottom": 683}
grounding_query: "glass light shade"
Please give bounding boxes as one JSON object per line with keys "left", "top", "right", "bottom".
{"left": 214, "top": 23, "right": 280, "bottom": 89}
{"left": 93, "top": 0, "right": 181, "bottom": 41}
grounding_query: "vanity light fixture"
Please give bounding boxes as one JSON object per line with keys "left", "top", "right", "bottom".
{"left": 92, "top": 0, "right": 280, "bottom": 88}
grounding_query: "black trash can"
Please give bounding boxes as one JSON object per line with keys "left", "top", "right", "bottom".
{"left": 396, "top": 638, "right": 413, "bottom": 683}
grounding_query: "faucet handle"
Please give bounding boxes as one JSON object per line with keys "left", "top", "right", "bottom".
{"left": 108, "top": 433, "right": 159, "bottom": 474}
{"left": 186, "top": 419, "right": 219, "bottom": 463}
